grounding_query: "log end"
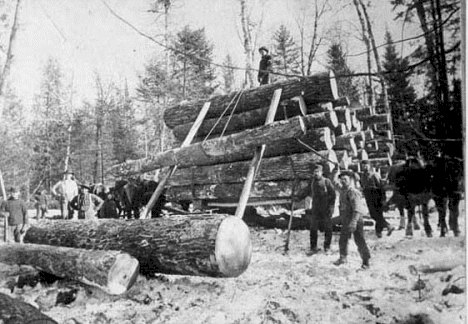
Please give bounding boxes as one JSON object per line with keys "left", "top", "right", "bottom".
{"left": 215, "top": 216, "right": 252, "bottom": 277}
{"left": 107, "top": 253, "right": 140, "bottom": 295}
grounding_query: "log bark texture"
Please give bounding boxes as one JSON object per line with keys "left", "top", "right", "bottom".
{"left": 0, "top": 292, "right": 58, "bottom": 324}
{"left": 334, "top": 108, "right": 352, "bottom": 130}
{"left": 164, "top": 71, "right": 338, "bottom": 128}
{"left": 0, "top": 243, "right": 139, "bottom": 295}
{"left": 333, "top": 136, "right": 358, "bottom": 157}
{"left": 166, "top": 180, "right": 311, "bottom": 202}
{"left": 110, "top": 117, "right": 333, "bottom": 176}
{"left": 167, "top": 151, "right": 338, "bottom": 186}
{"left": 24, "top": 216, "right": 251, "bottom": 278}
{"left": 172, "top": 109, "right": 338, "bottom": 143}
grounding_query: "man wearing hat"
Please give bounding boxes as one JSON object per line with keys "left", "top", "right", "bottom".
{"left": 332, "top": 169, "right": 371, "bottom": 269}
{"left": 70, "top": 183, "right": 104, "bottom": 220}
{"left": 257, "top": 46, "right": 272, "bottom": 85}
{"left": 0, "top": 187, "right": 28, "bottom": 243}
{"left": 360, "top": 160, "right": 394, "bottom": 238}
{"left": 51, "top": 169, "right": 79, "bottom": 220}
{"left": 305, "top": 164, "right": 336, "bottom": 255}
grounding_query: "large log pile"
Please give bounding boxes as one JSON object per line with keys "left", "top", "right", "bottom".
{"left": 110, "top": 70, "right": 395, "bottom": 206}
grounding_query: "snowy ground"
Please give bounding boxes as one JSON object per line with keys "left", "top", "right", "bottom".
{"left": 0, "top": 205, "right": 466, "bottom": 324}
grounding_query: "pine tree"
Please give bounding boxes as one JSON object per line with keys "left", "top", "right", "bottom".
{"left": 382, "top": 31, "right": 417, "bottom": 135}
{"left": 222, "top": 54, "right": 236, "bottom": 93}
{"left": 272, "top": 25, "right": 301, "bottom": 81}
{"left": 326, "top": 42, "right": 360, "bottom": 104}
{"left": 171, "top": 26, "right": 217, "bottom": 101}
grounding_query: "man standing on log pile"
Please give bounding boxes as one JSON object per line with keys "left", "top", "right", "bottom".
{"left": 332, "top": 170, "right": 371, "bottom": 269}
{"left": 51, "top": 169, "right": 79, "bottom": 220}
{"left": 257, "top": 46, "right": 272, "bottom": 85}
{"left": 0, "top": 187, "right": 28, "bottom": 243}
{"left": 305, "top": 164, "right": 336, "bottom": 255}
{"left": 70, "top": 183, "right": 104, "bottom": 220}
{"left": 360, "top": 160, "right": 394, "bottom": 238}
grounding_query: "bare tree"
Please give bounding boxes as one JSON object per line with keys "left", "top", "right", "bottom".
{"left": 0, "top": 0, "right": 21, "bottom": 98}
{"left": 294, "top": 0, "right": 330, "bottom": 76}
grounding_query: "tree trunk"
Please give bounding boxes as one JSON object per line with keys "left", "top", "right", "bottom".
{"left": 166, "top": 180, "right": 311, "bottom": 202}
{"left": 172, "top": 108, "right": 338, "bottom": 143}
{"left": 239, "top": 0, "right": 255, "bottom": 88}
{"left": 24, "top": 216, "right": 251, "bottom": 278}
{"left": 0, "top": 243, "right": 139, "bottom": 295}
{"left": 0, "top": 292, "right": 58, "bottom": 324}
{"left": 109, "top": 117, "right": 333, "bottom": 176}
{"left": 163, "top": 71, "right": 338, "bottom": 128}
{"left": 167, "top": 150, "right": 338, "bottom": 186}
{"left": 0, "top": 0, "right": 21, "bottom": 97}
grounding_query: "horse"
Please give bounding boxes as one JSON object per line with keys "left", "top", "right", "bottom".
{"left": 429, "top": 155, "right": 464, "bottom": 237}
{"left": 113, "top": 178, "right": 166, "bottom": 219}
{"left": 385, "top": 154, "right": 464, "bottom": 237}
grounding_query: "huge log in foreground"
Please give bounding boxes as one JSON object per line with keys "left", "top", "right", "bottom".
{"left": 0, "top": 292, "right": 58, "bottom": 324}
{"left": 164, "top": 71, "right": 338, "bottom": 128}
{"left": 24, "top": 216, "right": 251, "bottom": 278}
{"left": 0, "top": 243, "right": 139, "bottom": 295}
{"left": 109, "top": 115, "right": 333, "bottom": 176}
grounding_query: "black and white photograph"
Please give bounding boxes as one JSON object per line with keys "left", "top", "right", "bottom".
{"left": 0, "top": 0, "right": 464, "bottom": 323}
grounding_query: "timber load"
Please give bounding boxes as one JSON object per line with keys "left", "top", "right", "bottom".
{"left": 24, "top": 215, "right": 252, "bottom": 278}
{"left": 110, "top": 70, "right": 396, "bottom": 207}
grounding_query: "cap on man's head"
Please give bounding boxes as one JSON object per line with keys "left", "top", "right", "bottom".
{"left": 338, "top": 170, "right": 355, "bottom": 179}
{"left": 8, "top": 187, "right": 19, "bottom": 193}
{"left": 313, "top": 164, "right": 323, "bottom": 172}
{"left": 259, "top": 46, "right": 269, "bottom": 53}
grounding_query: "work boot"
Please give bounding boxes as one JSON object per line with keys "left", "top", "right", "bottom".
{"left": 333, "top": 256, "right": 347, "bottom": 266}
{"left": 306, "top": 248, "right": 320, "bottom": 256}
{"left": 361, "top": 259, "right": 370, "bottom": 270}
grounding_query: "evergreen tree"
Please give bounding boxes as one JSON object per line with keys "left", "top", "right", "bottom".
{"left": 272, "top": 25, "right": 301, "bottom": 81}
{"left": 382, "top": 31, "right": 417, "bottom": 135}
{"left": 171, "top": 25, "right": 217, "bottom": 101}
{"left": 326, "top": 42, "right": 360, "bottom": 104}
{"left": 222, "top": 54, "right": 236, "bottom": 93}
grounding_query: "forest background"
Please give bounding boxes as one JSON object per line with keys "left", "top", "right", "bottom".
{"left": 0, "top": 0, "right": 463, "bottom": 198}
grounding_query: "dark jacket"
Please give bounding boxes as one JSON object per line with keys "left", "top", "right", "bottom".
{"left": 1, "top": 198, "right": 28, "bottom": 226}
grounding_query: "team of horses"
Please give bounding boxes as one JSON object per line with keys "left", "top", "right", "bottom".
{"left": 384, "top": 154, "right": 464, "bottom": 238}
{"left": 91, "top": 178, "right": 166, "bottom": 219}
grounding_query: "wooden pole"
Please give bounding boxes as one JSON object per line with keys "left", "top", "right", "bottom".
{"left": 0, "top": 170, "right": 7, "bottom": 243}
{"left": 141, "top": 101, "right": 211, "bottom": 219}
{"left": 235, "top": 89, "right": 282, "bottom": 219}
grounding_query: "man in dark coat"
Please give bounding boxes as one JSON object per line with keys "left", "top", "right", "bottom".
{"left": 257, "top": 46, "right": 272, "bottom": 85}
{"left": 0, "top": 187, "right": 28, "bottom": 243}
{"left": 360, "top": 160, "right": 394, "bottom": 238}
{"left": 305, "top": 164, "right": 336, "bottom": 255}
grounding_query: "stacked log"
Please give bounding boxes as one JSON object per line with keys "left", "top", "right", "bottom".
{"left": 110, "top": 70, "right": 395, "bottom": 206}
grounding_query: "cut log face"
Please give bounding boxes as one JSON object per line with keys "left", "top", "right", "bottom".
{"left": 0, "top": 243, "right": 139, "bottom": 295}
{"left": 0, "top": 292, "right": 58, "bottom": 324}
{"left": 164, "top": 71, "right": 339, "bottom": 129}
{"left": 333, "top": 135, "right": 358, "bottom": 157}
{"left": 24, "top": 216, "right": 252, "bottom": 278}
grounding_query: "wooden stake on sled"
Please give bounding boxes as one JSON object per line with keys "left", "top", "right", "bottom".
{"left": 235, "top": 88, "right": 282, "bottom": 219}
{"left": 141, "top": 101, "right": 211, "bottom": 219}
{"left": 0, "top": 170, "right": 8, "bottom": 243}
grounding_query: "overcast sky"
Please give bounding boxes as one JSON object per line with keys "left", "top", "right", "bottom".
{"left": 9, "top": 0, "right": 421, "bottom": 107}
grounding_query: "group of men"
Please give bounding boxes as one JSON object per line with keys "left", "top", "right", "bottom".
{"left": 0, "top": 169, "right": 110, "bottom": 243}
{"left": 305, "top": 160, "right": 394, "bottom": 270}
